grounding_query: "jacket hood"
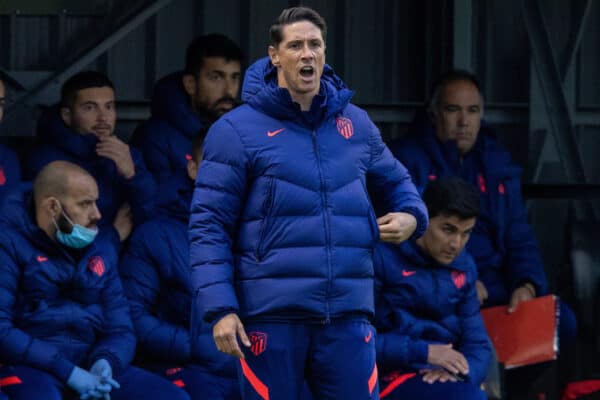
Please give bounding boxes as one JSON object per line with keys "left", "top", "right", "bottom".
{"left": 241, "top": 57, "right": 354, "bottom": 122}
{"left": 0, "top": 184, "right": 61, "bottom": 253}
{"left": 37, "top": 106, "right": 98, "bottom": 158}
{"left": 150, "top": 72, "right": 209, "bottom": 139}
{"left": 0, "top": 183, "right": 33, "bottom": 232}
{"left": 400, "top": 240, "right": 471, "bottom": 272}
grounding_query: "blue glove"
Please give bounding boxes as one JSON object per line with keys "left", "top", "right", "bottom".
{"left": 81, "top": 359, "right": 120, "bottom": 400}
{"left": 67, "top": 366, "right": 107, "bottom": 398}
{"left": 90, "top": 359, "right": 120, "bottom": 388}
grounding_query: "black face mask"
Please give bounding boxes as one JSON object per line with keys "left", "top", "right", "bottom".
{"left": 56, "top": 210, "right": 73, "bottom": 234}
{"left": 53, "top": 201, "right": 73, "bottom": 234}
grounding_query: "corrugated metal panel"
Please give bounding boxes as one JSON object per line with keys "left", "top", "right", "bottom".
{"left": 474, "top": 0, "right": 530, "bottom": 103}
{"left": 0, "top": 0, "right": 598, "bottom": 133}
{"left": 579, "top": 0, "right": 600, "bottom": 106}
{"left": 0, "top": 1, "right": 109, "bottom": 15}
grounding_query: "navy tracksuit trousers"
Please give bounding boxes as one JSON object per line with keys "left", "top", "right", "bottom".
{"left": 238, "top": 320, "right": 378, "bottom": 400}
{"left": 141, "top": 362, "right": 241, "bottom": 400}
{"left": 0, "top": 364, "right": 191, "bottom": 400}
{"left": 378, "top": 371, "right": 486, "bottom": 400}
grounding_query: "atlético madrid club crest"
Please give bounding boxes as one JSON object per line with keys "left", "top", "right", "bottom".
{"left": 88, "top": 256, "right": 105, "bottom": 277}
{"left": 249, "top": 331, "right": 268, "bottom": 356}
{"left": 451, "top": 270, "right": 466, "bottom": 289}
{"left": 336, "top": 116, "right": 354, "bottom": 139}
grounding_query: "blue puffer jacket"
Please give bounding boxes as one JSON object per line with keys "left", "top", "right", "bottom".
{"left": 374, "top": 241, "right": 491, "bottom": 385}
{"left": 0, "top": 187, "right": 136, "bottom": 382}
{"left": 132, "top": 73, "right": 211, "bottom": 214}
{"left": 119, "top": 180, "right": 236, "bottom": 376}
{"left": 24, "top": 107, "right": 156, "bottom": 226}
{"left": 190, "top": 57, "right": 428, "bottom": 324}
{"left": 391, "top": 123, "right": 547, "bottom": 306}
{"left": 0, "top": 144, "right": 21, "bottom": 202}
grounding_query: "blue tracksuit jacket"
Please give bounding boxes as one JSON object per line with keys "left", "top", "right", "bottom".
{"left": 189, "top": 57, "right": 428, "bottom": 325}
{"left": 391, "top": 123, "right": 547, "bottom": 305}
{"left": 24, "top": 107, "right": 156, "bottom": 226}
{"left": 0, "top": 187, "right": 136, "bottom": 382}
{"left": 374, "top": 241, "right": 491, "bottom": 385}
{"left": 0, "top": 144, "right": 21, "bottom": 202}
{"left": 119, "top": 179, "right": 236, "bottom": 376}
{"left": 131, "top": 72, "right": 211, "bottom": 215}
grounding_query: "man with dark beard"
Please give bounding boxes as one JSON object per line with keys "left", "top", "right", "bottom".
{"left": 132, "top": 34, "right": 243, "bottom": 217}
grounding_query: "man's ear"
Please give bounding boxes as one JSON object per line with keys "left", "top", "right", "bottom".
{"left": 182, "top": 74, "right": 197, "bottom": 97}
{"left": 268, "top": 46, "right": 280, "bottom": 67}
{"left": 60, "top": 107, "right": 71, "bottom": 127}
{"left": 44, "top": 196, "right": 61, "bottom": 218}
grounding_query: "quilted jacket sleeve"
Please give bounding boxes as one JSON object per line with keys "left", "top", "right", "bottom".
{"left": 87, "top": 230, "right": 136, "bottom": 375}
{"left": 0, "top": 233, "right": 76, "bottom": 382}
{"left": 502, "top": 173, "right": 548, "bottom": 295}
{"left": 119, "top": 223, "right": 192, "bottom": 363}
{"left": 373, "top": 247, "right": 429, "bottom": 372}
{"left": 366, "top": 117, "right": 428, "bottom": 239}
{"left": 189, "top": 119, "right": 249, "bottom": 325}
{"left": 119, "top": 148, "right": 157, "bottom": 225}
{"left": 456, "top": 256, "right": 492, "bottom": 385}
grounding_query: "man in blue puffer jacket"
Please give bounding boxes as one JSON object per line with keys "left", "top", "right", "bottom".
{"left": 25, "top": 71, "right": 156, "bottom": 226}
{"left": 120, "top": 133, "right": 240, "bottom": 399}
{"left": 0, "top": 77, "right": 21, "bottom": 203}
{"left": 390, "top": 70, "right": 577, "bottom": 340}
{"left": 189, "top": 7, "right": 428, "bottom": 400}
{"left": 375, "top": 177, "right": 490, "bottom": 400}
{"left": 132, "top": 34, "right": 242, "bottom": 216}
{"left": 0, "top": 161, "right": 190, "bottom": 400}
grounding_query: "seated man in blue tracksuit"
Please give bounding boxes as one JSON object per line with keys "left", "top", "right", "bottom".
{"left": 119, "top": 132, "right": 240, "bottom": 400}
{"left": 132, "top": 34, "right": 242, "bottom": 216}
{"left": 390, "top": 69, "right": 577, "bottom": 340}
{"left": 0, "top": 77, "right": 21, "bottom": 203}
{"left": 24, "top": 71, "right": 156, "bottom": 227}
{"left": 190, "top": 7, "right": 428, "bottom": 400}
{"left": 375, "top": 177, "right": 490, "bottom": 400}
{"left": 0, "top": 161, "right": 189, "bottom": 400}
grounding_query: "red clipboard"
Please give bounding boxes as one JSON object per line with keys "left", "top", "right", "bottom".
{"left": 481, "top": 295, "right": 559, "bottom": 369}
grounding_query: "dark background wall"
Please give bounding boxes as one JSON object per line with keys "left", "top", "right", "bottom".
{"left": 1, "top": 0, "right": 600, "bottom": 375}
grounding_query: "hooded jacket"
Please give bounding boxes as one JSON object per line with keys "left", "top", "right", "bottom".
{"left": 391, "top": 123, "right": 547, "bottom": 306}
{"left": 190, "top": 57, "right": 427, "bottom": 324}
{"left": 132, "top": 72, "right": 211, "bottom": 215}
{"left": 119, "top": 178, "right": 236, "bottom": 376}
{"left": 374, "top": 241, "right": 491, "bottom": 386}
{"left": 25, "top": 107, "right": 156, "bottom": 226}
{"left": 0, "top": 144, "right": 21, "bottom": 202}
{"left": 0, "top": 187, "right": 135, "bottom": 382}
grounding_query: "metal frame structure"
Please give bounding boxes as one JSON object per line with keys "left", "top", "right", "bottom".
{"left": 522, "top": 0, "right": 594, "bottom": 220}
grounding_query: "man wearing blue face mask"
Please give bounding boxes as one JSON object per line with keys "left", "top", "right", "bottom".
{"left": 0, "top": 161, "right": 191, "bottom": 400}
{"left": 53, "top": 198, "right": 101, "bottom": 248}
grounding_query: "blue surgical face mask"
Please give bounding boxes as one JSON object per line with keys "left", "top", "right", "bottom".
{"left": 52, "top": 203, "right": 98, "bottom": 249}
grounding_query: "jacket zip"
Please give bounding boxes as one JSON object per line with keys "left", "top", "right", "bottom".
{"left": 255, "top": 177, "right": 275, "bottom": 261}
{"left": 311, "top": 129, "right": 332, "bottom": 324}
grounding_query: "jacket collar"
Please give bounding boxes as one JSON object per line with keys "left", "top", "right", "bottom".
{"left": 241, "top": 57, "right": 354, "bottom": 126}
